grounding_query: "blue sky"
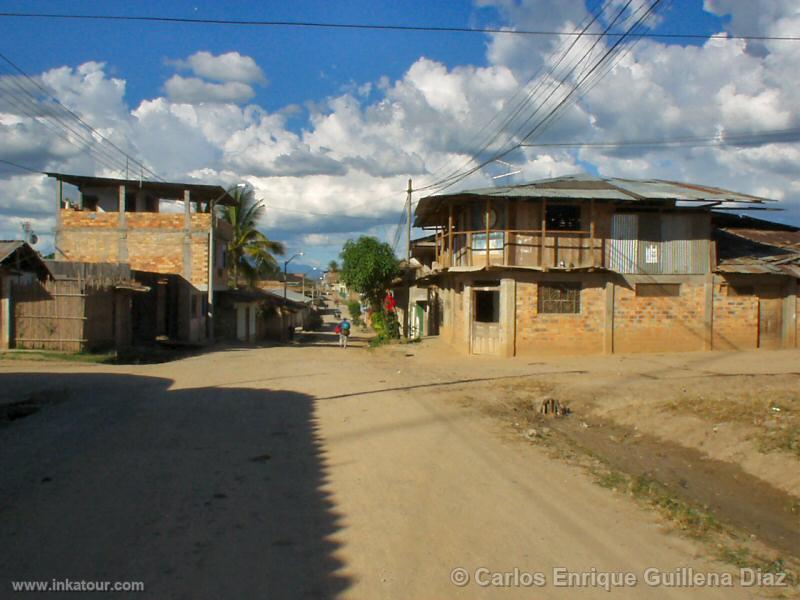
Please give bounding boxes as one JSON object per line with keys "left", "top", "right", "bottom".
{"left": 0, "top": 1, "right": 797, "bottom": 268}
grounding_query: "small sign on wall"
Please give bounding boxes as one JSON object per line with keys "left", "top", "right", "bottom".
{"left": 645, "top": 243, "right": 658, "bottom": 264}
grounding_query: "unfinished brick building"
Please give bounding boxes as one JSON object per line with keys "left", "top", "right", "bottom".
{"left": 411, "top": 175, "right": 799, "bottom": 357}
{"left": 49, "top": 173, "right": 236, "bottom": 343}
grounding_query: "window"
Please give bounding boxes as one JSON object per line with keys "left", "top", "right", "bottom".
{"left": 474, "top": 290, "right": 500, "bottom": 322}
{"left": 636, "top": 283, "right": 681, "bottom": 297}
{"left": 125, "top": 192, "right": 137, "bottom": 213}
{"left": 539, "top": 283, "right": 581, "bottom": 314}
{"left": 546, "top": 205, "right": 581, "bottom": 231}
{"left": 83, "top": 195, "right": 99, "bottom": 211}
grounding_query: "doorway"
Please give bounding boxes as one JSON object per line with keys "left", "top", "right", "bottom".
{"left": 471, "top": 288, "right": 500, "bottom": 355}
{"left": 757, "top": 286, "right": 782, "bottom": 349}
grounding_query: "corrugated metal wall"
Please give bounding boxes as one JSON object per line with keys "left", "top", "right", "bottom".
{"left": 607, "top": 213, "right": 709, "bottom": 274}
{"left": 607, "top": 213, "right": 638, "bottom": 272}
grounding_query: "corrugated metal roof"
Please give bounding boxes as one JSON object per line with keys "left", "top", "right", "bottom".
{"left": 715, "top": 229, "right": 800, "bottom": 277}
{"left": 0, "top": 240, "right": 50, "bottom": 278}
{"left": 260, "top": 287, "right": 312, "bottom": 305}
{"left": 0, "top": 240, "right": 24, "bottom": 263}
{"left": 415, "top": 174, "right": 773, "bottom": 226}
{"left": 720, "top": 228, "right": 800, "bottom": 252}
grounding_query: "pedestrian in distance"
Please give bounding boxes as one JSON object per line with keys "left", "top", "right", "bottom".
{"left": 337, "top": 317, "right": 351, "bottom": 349}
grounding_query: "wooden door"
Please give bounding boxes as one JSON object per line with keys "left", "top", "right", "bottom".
{"left": 758, "top": 287, "right": 782, "bottom": 349}
{"left": 471, "top": 289, "right": 500, "bottom": 355}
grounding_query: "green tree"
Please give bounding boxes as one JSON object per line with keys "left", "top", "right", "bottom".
{"left": 340, "top": 236, "right": 399, "bottom": 310}
{"left": 327, "top": 260, "right": 339, "bottom": 272}
{"left": 220, "top": 186, "right": 286, "bottom": 287}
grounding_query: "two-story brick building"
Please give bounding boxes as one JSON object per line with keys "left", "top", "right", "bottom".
{"left": 49, "top": 173, "right": 236, "bottom": 343}
{"left": 411, "top": 175, "right": 799, "bottom": 356}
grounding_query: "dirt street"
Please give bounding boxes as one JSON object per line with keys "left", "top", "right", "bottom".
{"left": 1, "top": 326, "right": 797, "bottom": 598}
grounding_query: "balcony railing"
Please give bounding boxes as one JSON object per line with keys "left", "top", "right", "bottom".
{"left": 433, "top": 229, "right": 604, "bottom": 270}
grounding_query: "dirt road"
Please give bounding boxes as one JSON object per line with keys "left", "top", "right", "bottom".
{"left": 1, "top": 328, "right": 796, "bottom": 598}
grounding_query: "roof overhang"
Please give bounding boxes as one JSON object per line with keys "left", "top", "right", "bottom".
{"left": 46, "top": 172, "right": 239, "bottom": 206}
{"left": 0, "top": 241, "right": 50, "bottom": 279}
{"left": 414, "top": 174, "right": 773, "bottom": 227}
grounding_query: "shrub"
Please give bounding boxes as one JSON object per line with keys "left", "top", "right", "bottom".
{"left": 347, "top": 300, "right": 362, "bottom": 321}
{"left": 371, "top": 308, "right": 400, "bottom": 341}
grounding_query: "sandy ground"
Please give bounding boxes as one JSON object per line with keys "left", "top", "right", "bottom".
{"left": 1, "top": 318, "right": 797, "bottom": 598}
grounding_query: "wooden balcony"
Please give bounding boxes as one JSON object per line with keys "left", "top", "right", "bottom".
{"left": 433, "top": 229, "right": 604, "bottom": 270}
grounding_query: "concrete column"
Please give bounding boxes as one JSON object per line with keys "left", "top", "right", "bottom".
{"left": 182, "top": 190, "right": 192, "bottom": 281}
{"left": 118, "top": 184, "right": 128, "bottom": 262}
{"left": 0, "top": 275, "right": 10, "bottom": 350}
{"left": 603, "top": 279, "right": 615, "bottom": 354}
{"left": 464, "top": 284, "right": 472, "bottom": 353}
{"left": 783, "top": 278, "right": 797, "bottom": 348}
{"left": 54, "top": 180, "right": 63, "bottom": 253}
{"left": 704, "top": 272, "right": 714, "bottom": 351}
{"left": 500, "top": 278, "right": 516, "bottom": 357}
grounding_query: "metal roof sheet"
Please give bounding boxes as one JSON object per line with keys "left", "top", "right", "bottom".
{"left": 720, "top": 228, "right": 800, "bottom": 251}
{"left": 46, "top": 172, "right": 239, "bottom": 205}
{"left": 415, "top": 174, "right": 773, "bottom": 226}
{"left": 0, "top": 240, "right": 50, "bottom": 278}
{"left": 0, "top": 240, "right": 23, "bottom": 263}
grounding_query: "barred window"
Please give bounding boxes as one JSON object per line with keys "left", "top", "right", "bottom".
{"left": 539, "top": 283, "right": 581, "bottom": 314}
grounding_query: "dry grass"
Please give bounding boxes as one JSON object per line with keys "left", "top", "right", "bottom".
{"left": 663, "top": 389, "right": 800, "bottom": 457}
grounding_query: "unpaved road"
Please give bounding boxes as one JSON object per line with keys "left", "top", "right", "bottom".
{"left": 1, "top": 326, "right": 797, "bottom": 598}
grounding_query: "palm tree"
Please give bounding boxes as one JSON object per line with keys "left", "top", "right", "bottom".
{"left": 328, "top": 260, "right": 339, "bottom": 272}
{"left": 220, "top": 186, "right": 285, "bottom": 287}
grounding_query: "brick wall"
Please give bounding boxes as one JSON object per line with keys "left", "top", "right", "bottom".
{"left": 59, "top": 230, "right": 120, "bottom": 263}
{"left": 126, "top": 230, "right": 186, "bottom": 277}
{"left": 712, "top": 284, "right": 758, "bottom": 350}
{"left": 613, "top": 281, "right": 705, "bottom": 353}
{"left": 515, "top": 280, "right": 605, "bottom": 355}
{"left": 57, "top": 210, "right": 225, "bottom": 287}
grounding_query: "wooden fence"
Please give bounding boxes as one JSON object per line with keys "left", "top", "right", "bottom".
{"left": 12, "top": 278, "right": 115, "bottom": 352}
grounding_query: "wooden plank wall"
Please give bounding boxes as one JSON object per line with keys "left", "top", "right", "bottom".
{"left": 13, "top": 278, "right": 86, "bottom": 352}
{"left": 12, "top": 278, "right": 117, "bottom": 352}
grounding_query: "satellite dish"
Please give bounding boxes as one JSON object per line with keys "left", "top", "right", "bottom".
{"left": 29, "top": 234, "right": 38, "bottom": 245}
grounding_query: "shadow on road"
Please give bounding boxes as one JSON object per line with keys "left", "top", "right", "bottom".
{"left": 0, "top": 373, "right": 351, "bottom": 598}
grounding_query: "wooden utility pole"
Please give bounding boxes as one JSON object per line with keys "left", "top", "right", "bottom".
{"left": 404, "top": 179, "right": 413, "bottom": 338}
{"left": 406, "top": 179, "right": 412, "bottom": 261}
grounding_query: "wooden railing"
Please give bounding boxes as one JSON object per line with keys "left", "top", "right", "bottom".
{"left": 433, "top": 229, "right": 604, "bottom": 269}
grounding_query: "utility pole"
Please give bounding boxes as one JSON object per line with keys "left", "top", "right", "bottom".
{"left": 404, "top": 178, "right": 412, "bottom": 339}
{"left": 406, "top": 179, "right": 412, "bottom": 261}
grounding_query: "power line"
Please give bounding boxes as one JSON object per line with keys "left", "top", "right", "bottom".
{"left": 521, "top": 127, "right": 800, "bottom": 149}
{"left": 418, "top": 0, "right": 655, "bottom": 194}
{"left": 422, "top": 0, "right": 665, "bottom": 195}
{"left": 0, "top": 12, "right": 798, "bottom": 42}
{"left": 0, "top": 158, "right": 42, "bottom": 174}
{"left": 0, "top": 51, "right": 163, "bottom": 181}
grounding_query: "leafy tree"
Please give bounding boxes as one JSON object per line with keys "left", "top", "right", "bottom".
{"left": 220, "top": 186, "right": 285, "bottom": 287}
{"left": 340, "top": 236, "right": 399, "bottom": 309}
{"left": 327, "top": 260, "right": 339, "bottom": 272}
